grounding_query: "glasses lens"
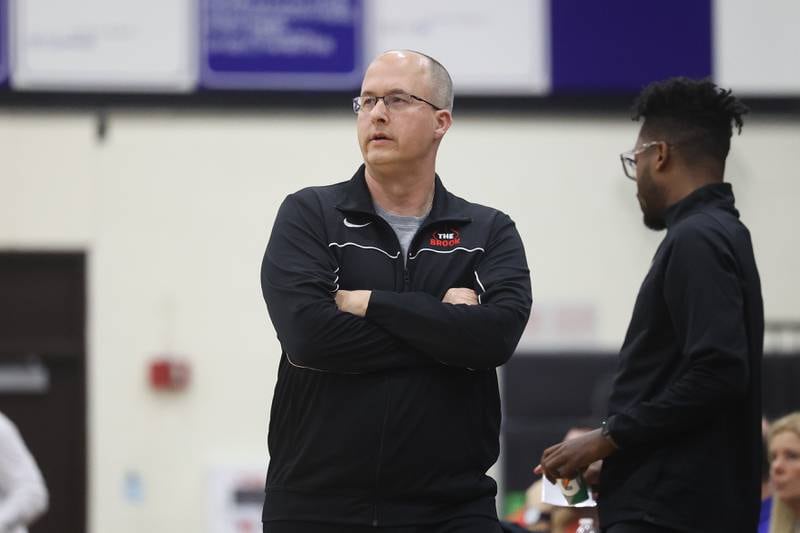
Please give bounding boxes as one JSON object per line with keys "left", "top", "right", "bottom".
{"left": 620, "top": 154, "right": 636, "bottom": 180}
{"left": 384, "top": 94, "right": 413, "bottom": 110}
{"left": 354, "top": 96, "right": 378, "bottom": 112}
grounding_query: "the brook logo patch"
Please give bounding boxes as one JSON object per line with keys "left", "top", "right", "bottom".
{"left": 429, "top": 229, "right": 461, "bottom": 248}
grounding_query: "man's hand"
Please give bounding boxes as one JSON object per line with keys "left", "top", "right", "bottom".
{"left": 584, "top": 459, "right": 602, "bottom": 486}
{"left": 335, "top": 290, "right": 371, "bottom": 317}
{"left": 533, "top": 429, "right": 617, "bottom": 483}
{"left": 442, "top": 288, "right": 479, "bottom": 305}
{"left": 584, "top": 459, "right": 603, "bottom": 500}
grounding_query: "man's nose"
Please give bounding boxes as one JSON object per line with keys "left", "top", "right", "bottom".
{"left": 369, "top": 99, "right": 389, "bottom": 122}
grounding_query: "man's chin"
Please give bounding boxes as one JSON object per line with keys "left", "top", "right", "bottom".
{"left": 643, "top": 213, "right": 666, "bottom": 231}
{"left": 366, "top": 148, "right": 395, "bottom": 161}
{"left": 365, "top": 152, "right": 403, "bottom": 170}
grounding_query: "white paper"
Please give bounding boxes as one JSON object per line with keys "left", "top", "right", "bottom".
{"left": 541, "top": 477, "right": 597, "bottom": 508}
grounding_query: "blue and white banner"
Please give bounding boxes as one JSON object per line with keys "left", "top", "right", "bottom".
{"left": 366, "top": 0, "right": 799, "bottom": 97}
{"left": 365, "top": 0, "right": 714, "bottom": 97}
{"left": 201, "top": 0, "right": 363, "bottom": 90}
{"left": 1, "top": 0, "right": 798, "bottom": 97}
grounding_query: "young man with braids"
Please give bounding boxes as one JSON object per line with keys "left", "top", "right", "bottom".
{"left": 536, "top": 78, "right": 764, "bottom": 533}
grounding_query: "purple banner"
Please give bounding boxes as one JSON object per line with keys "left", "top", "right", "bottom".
{"left": 551, "top": 0, "right": 712, "bottom": 93}
{"left": 201, "top": 0, "right": 363, "bottom": 90}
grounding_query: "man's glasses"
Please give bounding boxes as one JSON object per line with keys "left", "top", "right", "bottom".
{"left": 619, "top": 141, "right": 662, "bottom": 180}
{"left": 352, "top": 93, "right": 442, "bottom": 114}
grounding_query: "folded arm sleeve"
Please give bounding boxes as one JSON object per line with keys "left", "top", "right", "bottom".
{"left": 261, "top": 193, "right": 436, "bottom": 374}
{"left": 607, "top": 226, "right": 749, "bottom": 448}
{"left": 365, "top": 212, "right": 533, "bottom": 369}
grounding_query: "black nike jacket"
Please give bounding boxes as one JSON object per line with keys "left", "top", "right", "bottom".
{"left": 260, "top": 164, "right": 533, "bottom": 526}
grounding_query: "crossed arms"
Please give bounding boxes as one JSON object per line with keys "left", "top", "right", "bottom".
{"left": 261, "top": 193, "right": 532, "bottom": 374}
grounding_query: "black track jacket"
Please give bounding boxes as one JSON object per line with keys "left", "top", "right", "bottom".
{"left": 260, "top": 165, "right": 532, "bottom": 526}
{"left": 600, "top": 183, "right": 763, "bottom": 532}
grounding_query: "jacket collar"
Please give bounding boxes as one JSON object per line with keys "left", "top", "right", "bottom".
{"left": 336, "top": 164, "right": 472, "bottom": 223}
{"left": 664, "top": 182, "right": 739, "bottom": 228}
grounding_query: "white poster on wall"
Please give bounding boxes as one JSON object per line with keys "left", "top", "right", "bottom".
{"left": 365, "top": 0, "right": 550, "bottom": 96}
{"left": 10, "top": 0, "right": 196, "bottom": 91}
{"left": 209, "top": 465, "right": 266, "bottom": 533}
{"left": 714, "top": 0, "right": 800, "bottom": 95}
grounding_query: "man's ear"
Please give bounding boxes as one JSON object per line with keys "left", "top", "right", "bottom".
{"left": 654, "top": 141, "right": 671, "bottom": 171}
{"left": 433, "top": 110, "right": 453, "bottom": 139}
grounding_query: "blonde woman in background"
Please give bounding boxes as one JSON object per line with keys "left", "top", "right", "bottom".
{"left": 768, "top": 412, "right": 800, "bottom": 533}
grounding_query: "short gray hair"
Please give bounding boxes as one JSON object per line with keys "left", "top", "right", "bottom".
{"left": 399, "top": 50, "right": 454, "bottom": 112}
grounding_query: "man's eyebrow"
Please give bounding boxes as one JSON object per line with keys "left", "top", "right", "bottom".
{"left": 360, "top": 88, "right": 410, "bottom": 96}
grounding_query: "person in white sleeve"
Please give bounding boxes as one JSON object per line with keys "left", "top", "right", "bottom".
{"left": 0, "top": 411, "right": 48, "bottom": 533}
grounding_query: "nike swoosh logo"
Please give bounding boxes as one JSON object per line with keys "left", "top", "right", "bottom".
{"left": 343, "top": 218, "right": 372, "bottom": 228}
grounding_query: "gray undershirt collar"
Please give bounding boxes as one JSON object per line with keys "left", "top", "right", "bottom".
{"left": 374, "top": 203, "right": 430, "bottom": 265}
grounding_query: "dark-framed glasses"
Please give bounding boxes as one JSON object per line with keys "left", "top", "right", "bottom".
{"left": 352, "top": 93, "right": 442, "bottom": 114}
{"left": 619, "top": 141, "right": 662, "bottom": 180}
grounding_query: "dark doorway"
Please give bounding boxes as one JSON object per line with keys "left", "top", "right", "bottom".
{"left": 0, "top": 252, "right": 86, "bottom": 533}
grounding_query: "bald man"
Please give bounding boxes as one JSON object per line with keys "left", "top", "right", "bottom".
{"left": 260, "top": 51, "right": 532, "bottom": 533}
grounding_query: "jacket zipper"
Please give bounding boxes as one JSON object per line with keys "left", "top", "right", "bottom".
{"left": 362, "top": 214, "right": 458, "bottom": 526}
{"left": 370, "top": 216, "right": 406, "bottom": 527}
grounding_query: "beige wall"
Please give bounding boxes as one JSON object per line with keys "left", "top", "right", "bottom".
{"left": 1, "top": 110, "right": 798, "bottom": 533}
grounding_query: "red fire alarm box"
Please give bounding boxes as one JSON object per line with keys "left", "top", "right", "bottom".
{"left": 149, "top": 358, "right": 190, "bottom": 391}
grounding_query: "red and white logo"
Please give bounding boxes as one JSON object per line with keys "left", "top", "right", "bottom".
{"left": 429, "top": 229, "right": 461, "bottom": 248}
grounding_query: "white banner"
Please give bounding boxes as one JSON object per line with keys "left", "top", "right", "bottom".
{"left": 11, "top": 0, "right": 197, "bottom": 91}
{"left": 365, "top": 0, "right": 550, "bottom": 95}
{"left": 714, "top": 0, "right": 800, "bottom": 96}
